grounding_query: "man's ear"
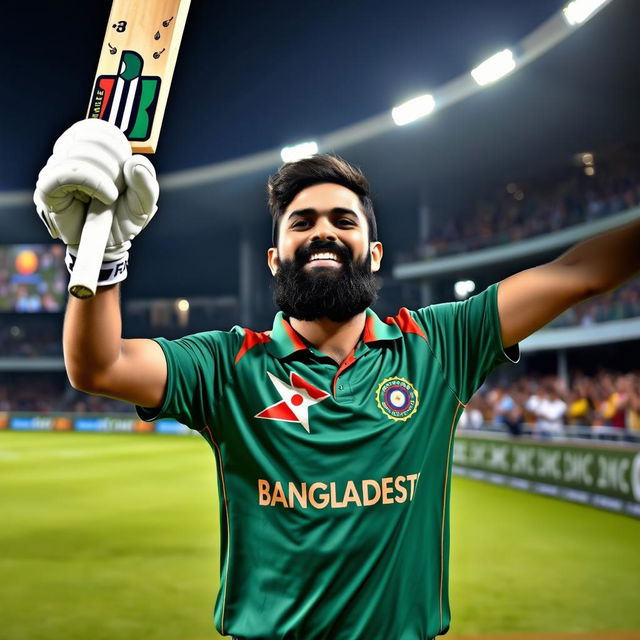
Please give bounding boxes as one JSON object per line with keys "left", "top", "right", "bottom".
{"left": 370, "top": 241, "right": 383, "bottom": 272}
{"left": 267, "top": 247, "right": 279, "bottom": 275}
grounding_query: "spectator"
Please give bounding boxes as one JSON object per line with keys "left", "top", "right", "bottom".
{"left": 459, "top": 395, "right": 484, "bottom": 430}
{"left": 487, "top": 384, "right": 525, "bottom": 436}
{"left": 627, "top": 381, "right": 640, "bottom": 436}
{"left": 566, "top": 377, "right": 595, "bottom": 426}
{"left": 533, "top": 382, "right": 568, "bottom": 438}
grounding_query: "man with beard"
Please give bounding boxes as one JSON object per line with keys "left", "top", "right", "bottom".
{"left": 272, "top": 233, "right": 378, "bottom": 323}
{"left": 35, "top": 120, "right": 640, "bottom": 640}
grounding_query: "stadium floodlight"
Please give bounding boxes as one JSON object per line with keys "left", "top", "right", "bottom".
{"left": 563, "top": 0, "right": 608, "bottom": 26}
{"left": 391, "top": 94, "right": 436, "bottom": 126}
{"left": 454, "top": 280, "right": 476, "bottom": 300}
{"left": 470, "top": 49, "right": 516, "bottom": 86}
{"left": 280, "top": 141, "right": 319, "bottom": 163}
{"left": 176, "top": 299, "right": 190, "bottom": 312}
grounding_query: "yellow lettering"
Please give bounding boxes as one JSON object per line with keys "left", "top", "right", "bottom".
{"left": 309, "top": 482, "right": 330, "bottom": 509}
{"left": 394, "top": 475, "right": 407, "bottom": 503}
{"left": 342, "top": 480, "right": 362, "bottom": 507}
{"left": 288, "top": 482, "right": 308, "bottom": 509}
{"left": 381, "top": 476, "right": 394, "bottom": 504}
{"left": 258, "top": 479, "right": 271, "bottom": 506}
{"left": 330, "top": 482, "right": 347, "bottom": 508}
{"left": 90, "top": 89, "right": 105, "bottom": 117}
{"left": 270, "top": 481, "right": 289, "bottom": 507}
{"left": 260, "top": 473, "right": 421, "bottom": 509}
{"left": 407, "top": 473, "right": 419, "bottom": 500}
{"left": 362, "top": 479, "right": 381, "bottom": 506}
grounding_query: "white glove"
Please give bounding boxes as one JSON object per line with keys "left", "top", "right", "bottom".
{"left": 34, "top": 119, "right": 159, "bottom": 282}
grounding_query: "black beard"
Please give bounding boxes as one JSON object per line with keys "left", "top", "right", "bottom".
{"left": 272, "top": 240, "right": 378, "bottom": 322}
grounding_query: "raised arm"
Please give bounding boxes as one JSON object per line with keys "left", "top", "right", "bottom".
{"left": 35, "top": 120, "right": 166, "bottom": 409}
{"left": 497, "top": 216, "right": 640, "bottom": 347}
{"left": 64, "top": 284, "right": 167, "bottom": 408}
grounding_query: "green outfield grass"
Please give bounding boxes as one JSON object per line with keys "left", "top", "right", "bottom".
{"left": 1, "top": 431, "right": 638, "bottom": 640}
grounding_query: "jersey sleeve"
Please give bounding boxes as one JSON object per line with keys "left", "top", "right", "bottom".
{"left": 413, "top": 282, "right": 519, "bottom": 404}
{"left": 136, "top": 328, "right": 243, "bottom": 431}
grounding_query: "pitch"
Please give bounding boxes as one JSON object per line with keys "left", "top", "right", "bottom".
{"left": 0, "top": 431, "right": 638, "bottom": 639}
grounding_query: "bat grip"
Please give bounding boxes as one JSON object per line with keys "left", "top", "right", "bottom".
{"left": 68, "top": 198, "right": 114, "bottom": 299}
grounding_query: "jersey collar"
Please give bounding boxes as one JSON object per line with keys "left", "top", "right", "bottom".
{"left": 266, "top": 309, "right": 403, "bottom": 359}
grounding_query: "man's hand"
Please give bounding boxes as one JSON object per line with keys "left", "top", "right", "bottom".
{"left": 34, "top": 119, "right": 159, "bottom": 282}
{"left": 104, "top": 154, "right": 159, "bottom": 260}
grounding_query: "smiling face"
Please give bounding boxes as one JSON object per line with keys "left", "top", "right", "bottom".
{"left": 267, "top": 182, "right": 382, "bottom": 276}
{"left": 267, "top": 182, "right": 384, "bottom": 322}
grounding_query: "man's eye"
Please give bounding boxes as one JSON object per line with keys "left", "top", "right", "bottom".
{"left": 338, "top": 218, "right": 356, "bottom": 226}
{"left": 291, "top": 219, "right": 309, "bottom": 228}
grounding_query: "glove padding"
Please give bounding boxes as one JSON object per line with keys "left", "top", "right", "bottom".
{"left": 34, "top": 118, "right": 159, "bottom": 263}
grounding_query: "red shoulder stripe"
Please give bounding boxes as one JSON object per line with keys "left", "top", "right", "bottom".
{"left": 282, "top": 319, "right": 308, "bottom": 351}
{"left": 235, "top": 329, "right": 271, "bottom": 364}
{"left": 363, "top": 314, "right": 377, "bottom": 342}
{"left": 385, "top": 307, "right": 428, "bottom": 341}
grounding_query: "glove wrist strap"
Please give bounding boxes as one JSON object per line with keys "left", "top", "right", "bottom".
{"left": 65, "top": 248, "right": 129, "bottom": 287}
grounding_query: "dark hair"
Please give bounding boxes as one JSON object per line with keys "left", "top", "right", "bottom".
{"left": 267, "top": 154, "right": 377, "bottom": 245}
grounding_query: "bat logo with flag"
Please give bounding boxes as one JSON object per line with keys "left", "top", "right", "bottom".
{"left": 88, "top": 50, "right": 161, "bottom": 141}
{"left": 256, "top": 372, "right": 330, "bottom": 433}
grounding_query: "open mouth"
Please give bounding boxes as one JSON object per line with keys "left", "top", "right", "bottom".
{"left": 306, "top": 251, "right": 341, "bottom": 266}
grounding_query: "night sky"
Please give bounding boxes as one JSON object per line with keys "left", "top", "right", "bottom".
{"left": 4, "top": 0, "right": 565, "bottom": 188}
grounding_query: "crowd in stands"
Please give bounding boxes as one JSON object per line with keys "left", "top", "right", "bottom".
{"left": 0, "top": 374, "right": 132, "bottom": 414}
{"left": 412, "top": 145, "right": 640, "bottom": 260}
{"left": 0, "top": 374, "right": 66, "bottom": 413}
{"left": 550, "top": 279, "right": 640, "bottom": 328}
{"left": 460, "top": 370, "right": 640, "bottom": 439}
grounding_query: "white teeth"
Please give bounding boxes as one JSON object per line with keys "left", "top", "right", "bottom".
{"left": 309, "top": 252, "right": 339, "bottom": 262}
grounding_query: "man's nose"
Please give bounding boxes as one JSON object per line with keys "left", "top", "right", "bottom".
{"left": 311, "top": 217, "right": 337, "bottom": 241}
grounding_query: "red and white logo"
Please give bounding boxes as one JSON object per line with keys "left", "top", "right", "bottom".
{"left": 255, "top": 372, "right": 330, "bottom": 433}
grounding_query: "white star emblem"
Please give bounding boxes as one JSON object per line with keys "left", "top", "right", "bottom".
{"left": 255, "top": 371, "right": 330, "bottom": 433}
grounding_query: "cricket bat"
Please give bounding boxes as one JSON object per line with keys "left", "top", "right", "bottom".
{"left": 68, "top": 0, "right": 190, "bottom": 299}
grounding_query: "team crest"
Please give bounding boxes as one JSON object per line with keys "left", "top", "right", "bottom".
{"left": 256, "top": 372, "right": 329, "bottom": 433}
{"left": 376, "top": 377, "right": 419, "bottom": 422}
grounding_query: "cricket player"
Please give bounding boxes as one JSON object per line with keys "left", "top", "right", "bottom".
{"left": 34, "top": 119, "right": 640, "bottom": 639}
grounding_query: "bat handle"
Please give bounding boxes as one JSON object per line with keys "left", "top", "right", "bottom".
{"left": 68, "top": 198, "right": 114, "bottom": 299}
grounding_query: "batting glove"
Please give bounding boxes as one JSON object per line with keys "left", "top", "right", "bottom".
{"left": 34, "top": 118, "right": 159, "bottom": 285}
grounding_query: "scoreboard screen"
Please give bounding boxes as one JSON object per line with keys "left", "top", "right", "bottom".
{"left": 0, "top": 244, "right": 67, "bottom": 313}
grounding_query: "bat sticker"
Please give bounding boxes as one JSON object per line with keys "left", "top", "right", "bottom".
{"left": 88, "top": 50, "right": 161, "bottom": 141}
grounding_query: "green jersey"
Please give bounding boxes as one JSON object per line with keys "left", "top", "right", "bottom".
{"left": 138, "top": 283, "right": 517, "bottom": 640}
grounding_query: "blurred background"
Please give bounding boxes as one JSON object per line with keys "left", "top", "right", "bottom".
{"left": 1, "top": 0, "right": 640, "bottom": 638}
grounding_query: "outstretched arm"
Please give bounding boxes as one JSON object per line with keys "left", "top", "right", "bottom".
{"left": 497, "top": 217, "right": 640, "bottom": 347}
